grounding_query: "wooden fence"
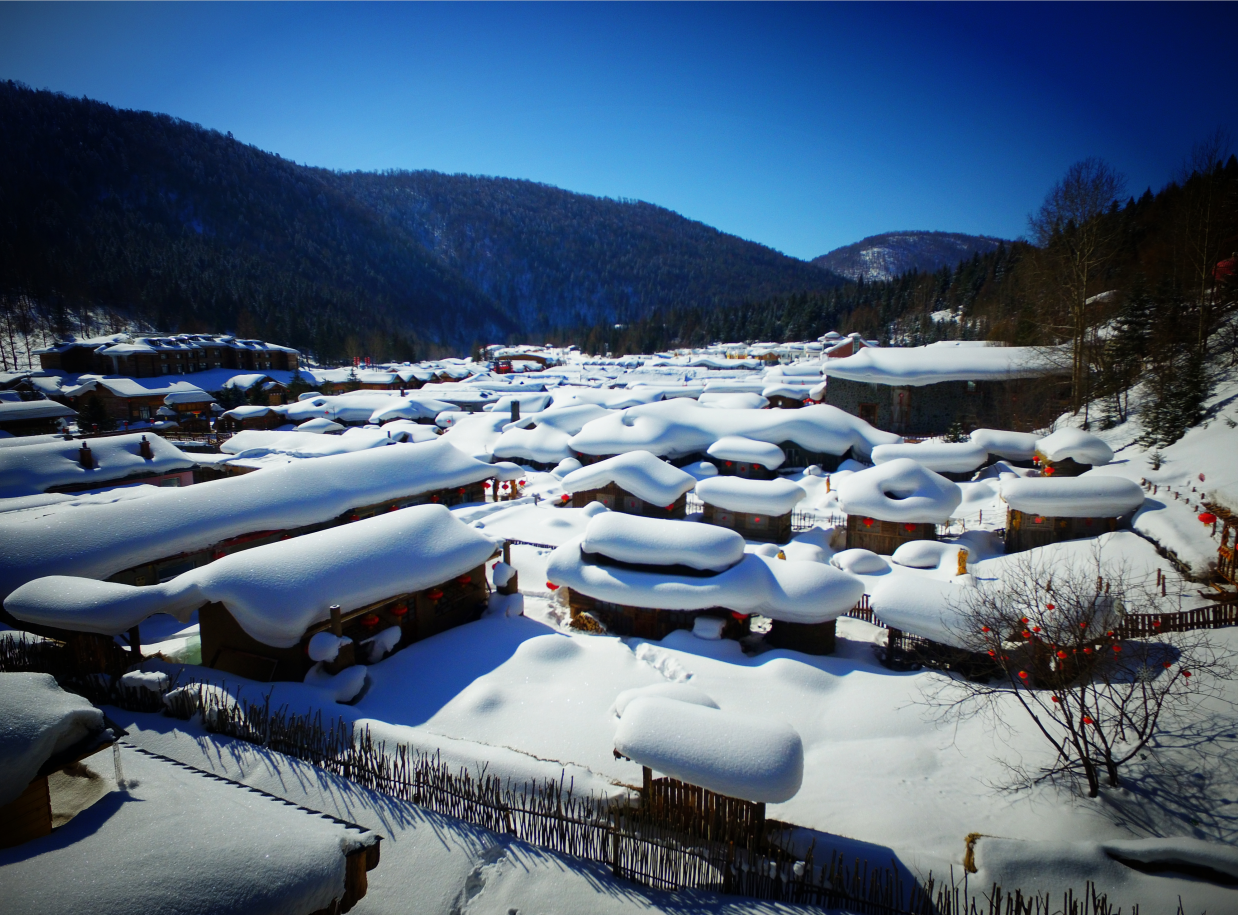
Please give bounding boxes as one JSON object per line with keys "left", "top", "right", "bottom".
{"left": 1113, "top": 603, "right": 1238, "bottom": 638}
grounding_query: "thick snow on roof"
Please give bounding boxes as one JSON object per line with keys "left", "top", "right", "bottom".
{"left": 437, "top": 411, "right": 512, "bottom": 462}
{"left": 469, "top": 502, "right": 607, "bottom": 547}
{"left": 0, "top": 399, "right": 77, "bottom": 422}
{"left": 7, "top": 504, "right": 498, "bottom": 646}
{"left": 374, "top": 419, "right": 441, "bottom": 442}
{"left": 0, "top": 672, "right": 106, "bottom": 807}
{"left": 0, "top": 439, "right": 503, "bottom": 601}
{"left": 830, "top": 548, "right": 890, "bottom": 575}
{"left": 1036, "top": 428, "right": 1114, "bottom": 465}
{"left": 163, "top": 390, "right": 215, "bottom": 405}
{"left": 613, "top": 697, "right": 803, "bottom": 803}
{"left": 560, "top": 451, "right": 697, "bottom": 505}
{"left": 969, "top": 428, "right": 1040, "bottom": 461}
{"left": 492, "top": 404, "right": 614, "bottom": 464}
{"left": 296, "top": 417, "right": 347, "bottom": 434}
{"left": 0, "top": 433, "right": 195, "bottom": 498}
{"left": 284, "top": 392, "right": 403, "bottom": 425}
{"left": 0, "top": 743, "right": 376, "bottom": 915}
{"left": 220, "top": 428, "right": 398, "bottom": 461}
{"left": 872, "top": 440, "right": 989, "bottom": 474}
{"left": 705, "top": 435, "right": 785, "bottom": 469}
{"left": 694, "top": 476, "right": 806, "bottom": 516}
{"left": 1000, "top": 475, "right": 1145, "bottom": 518}
{"left": 368, "top": 395, "right": 457, "bottom": 423}
{"left": 697, "top": 392, "right": 768, "bottom": 410}
{"left": 568, "top": 400, "right": 900, "bottom": 460}
{"left": 67, "top": 377, "right": 209, "bottom": 399}
{"left": 762, "top": 384, "right": 811, "bottom": 401}
{"left": 581, "top": 512, "right": 746, "bottom": 572}
{"left": 548, "top": 533, "right": 864, "bottom": 621}
{"left": 550, "top": 387, "right": 663, "bottom": 410}
{"left": 823, "top": 342, "right": 1063, "bottom": 386}
{"left": 870, "top": 575, "right": 968, "bottom": 646}
{"left": 837, "top": 458, "right": 963, "bottom": 522}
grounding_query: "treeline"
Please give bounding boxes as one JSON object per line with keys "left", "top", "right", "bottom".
{"left": 0, "top": 81, "right": 842, "bottom": 363}
{"left": 565, "top": 146, "right": 1238, "bottom": 445}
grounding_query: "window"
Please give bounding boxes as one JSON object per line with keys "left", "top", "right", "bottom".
{"left": 622, "top": 495, "right": 643, "bottom": 513}
{"left": 746, "top": 513, "right": 770, "bottom": 531}
{"left": 858, "top": 403, "right": 878, "bottom": 425}
{"left": 967, "top": 381, "right": 977, "bottom": 393}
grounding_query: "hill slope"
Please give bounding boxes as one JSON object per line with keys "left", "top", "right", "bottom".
{"left": 0, "top": 81, "right": 844, "bottom": 358}
{"left": 812, "top": 231, "right": 1006, "bottom": 282}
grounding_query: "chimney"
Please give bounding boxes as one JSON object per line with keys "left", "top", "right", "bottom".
{"left": 79, "top": 442, "right": 94, "bottom": 470}
{"left": 510, "top": 401, "right": 520, "bottom": 424}
{"left": 329, "top": 605, "right": 343, "bottom": 637}
{"left": 139, "top": 436, "right": 153, "bottom": 459}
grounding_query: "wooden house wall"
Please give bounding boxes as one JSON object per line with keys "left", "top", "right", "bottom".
{"left": 568, "top": 591, "right": 747, "bottom": 641}
{"left": 570, "top": 482, "right": 687, "bottom": 519}
{"left": 0, "top": 775, "right": 52, "bottom": 849}
{"left": 764, "top": 618, "right": 837, "bottom": 655}
{"left": 712, "top": 459, "right": 776, "bottom": 480}
{"left": 845, "top": 515, "right": 937, "bottom": 555}
{"left": 1004, "top": 508, "right": 1119, "bottom": 553}
{"left": 700, "top": 503, "right": 792, "bottom": 543}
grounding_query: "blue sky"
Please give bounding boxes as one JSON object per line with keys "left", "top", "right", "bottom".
{"left": 3, "top": 2, "right": 1235, "bottom": 260}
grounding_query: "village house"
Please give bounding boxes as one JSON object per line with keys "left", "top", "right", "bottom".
{"left": 705, "top": 435, "right": 785, "bottom": 479}
{"left": 0, "top": 433, "right": 197, "bottom": 499}
{"left": 59, "top": 377, "right": 211, "bottom": 426}
{"left": 35, "top": 333, "right": 299, "bottom": 377}
{"left": 1000, "top": 476, "right": 1146, "bottom": 553}
{"left": 693, "top": 476, "right": 805, "bottom": 543}
{"left": 838, "top": 458, "right": 962, "bottom": 554}
{"left": 1031, "top": 427, "right": 1115, "bottom": 477}
{"left": 820, "top": 341, "right": 1070, "bottom": 436}
{"left": 0, "top": 398, "right": 77, "bottom": 437}
{"left": 561, "top": 451, "right": 697, "bottom": 519}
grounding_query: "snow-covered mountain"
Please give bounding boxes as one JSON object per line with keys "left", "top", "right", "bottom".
{"left": 812, "top": 231, "right": 1007, "bottom": 282}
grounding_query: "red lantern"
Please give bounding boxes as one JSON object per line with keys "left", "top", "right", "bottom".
{"left": 1018, "top": 671, "right": 1029, "bottom": 680}
{"left": 546, "top": 582, "right": 559, "bottom": 591}
{"left": 1083, "top": 647, "right": 1093, "bottom": 655}
{"left": 431, "top": 495, "right": 440, "bottom": 503}
{"left": 1043, "top": 466, "right": 1055, "bottom": 476}
{"left": 1113, "top": 644, "right": 1122, "bottom": 653}
{"left": 981, "top": 626, "right": 990, "bottom": 633}
{"left": 484, "top": 481, "right": 492, "bottom": 489}
{"left": 753, "top": 517, "right": 762, "bottom": 523}
{"left": 1046, "top": 603, "right": 1055, "bottom": 611}
{"left": 1163, "top": 661, "right": 1172, "bottom": 669}
{"left": 361, "top": 614, "right": 381, "bottom": 627}
{"left": 456, "top": 574, "right": 472, "bottom": 585}
{"left": 731, "top": 611, "right": 748, "bottom": 621}
{"left": 1020, "top": 617, "right": 1029, "bottom": 623}
{"left": 988, "top": 650, "right": 996, "bottom": 657}
{"left": 903, "top": 523, "right": 916, "bottom": 532}
{"left": 1032, "top": 626, "right": 1041, "bottom": 633}
{"left": 427, "top": 588, "right": 444, "bottom": 601}
{"left": 1082, "top": 716, "right": 1093, "bottom": 724}
{"left": 1183, "top": 670, "right": 1192, "bottom": 678}
{"left": 1199, "top": 512, "right": 1217, "bottom": 524}
{"left": 1057, "top": 650, "right": 1067, "bottom": 659}
{"left": 863, "top": 518, "right": 873, "bottom": 527}
{"left": 458, "top": 487, "right": 466, "bottom": 495}
{"left": 1051, "top": 696, "right": 1060, "bottom": 703}
{"left": 1022, "top": 630, "right": 1031, "bottom": 638}
{"left": 390, "top": 604, "right": 409, "bottom": 618}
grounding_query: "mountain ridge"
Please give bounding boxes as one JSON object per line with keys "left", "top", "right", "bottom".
{"left": 812, "top": 230, "right": 1008, "bottom": 282}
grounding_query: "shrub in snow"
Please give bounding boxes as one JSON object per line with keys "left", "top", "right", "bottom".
{"left": 837, "top": 458, "right": 962, "bottom": 523}
{"left": 613, "top": 697, "right": 804, "bottom": 804}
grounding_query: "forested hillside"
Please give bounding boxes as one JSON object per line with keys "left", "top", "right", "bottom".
{"left": 812, "top": 231, "right": 1006, "bottom": 282}
{"left": 0, "top": 81, "right": 842, "bottom": 361}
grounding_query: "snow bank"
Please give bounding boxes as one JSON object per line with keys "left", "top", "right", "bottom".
{"left": 871, "top": 440, "right": 989, "bottom": 474}
{"left": 1000, "top": 476, "right": 1145, "bottom": 518}
{"left": 5, "top": 505, "right": 499, "bottom": 646}
{"left": 548, "top": 533, "right": 864, "bottom": 622}
{"left": 705, "top": 435, "right": 786, "bottom": 469}
{"left": 0, "top": 672, "right": 106, "bottom": 807}
{"left": 0, "top": 439, "right": 504, "bottom": 601}
{"left": 560, "top": 451, "right": 697, "bottom": 505}
{"left": 613, "top": 697, "right": 804, "bottom": 803}
{"left": 697, "top": 392, "right": 768, "bottom": 410}
{"left": 0, "top": 433, "right": 195, "bottom": 498}
{"left": 830, "top": 549, "right": 890, "bottom": 575}
{"left": 568, "top": 400, "right": 900, "bottom": 460}
{"left": 1036, "top": 428, "right": 1113, "bottom": 466}
{"left": 970, "top": 428, "right": 1040, "bottom": 461}
{"left": 611, "top": 683, "right": 719, "bottom": 717}
{"left": 694, "top": 476, "right": 806, "bottom": 515}
{"left": 823, "top": 342, "right": 1062, "bottom": 386}
{"left": 837, "top": 458, "right": 963, "bottom": 522}
{"left": 581, "top": 512, "right": 746, "bottom": 572}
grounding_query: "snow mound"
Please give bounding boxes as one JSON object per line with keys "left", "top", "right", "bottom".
{"left": 0, "top": 672, "right": 106, "bottom": 807}
{"left": 891, "top": 540, "right": 966, "bottom": 570}
{"left": 304, "top": 661, "right": 368, "bottom": 703}
{"left": 0, "top": 433, "right": 195, "bottom": 498}
{"left": 368, "top": 396, "right": 456, "bottom": 424}
{"left": 551, "top": 457, "right": 583, "bottom": 478}
{"left": 307, "top": 631, "right": 351, "bottom": 663}
{"left": 870, "top": 575, "right": 971, "bottom": 647}
{"left": 970, "top": 428, "right": 1040, "bottom": 461}
{"left": 706, "top": 436, "right": 786, "bottom": 469}
{"left": 493, "top": 404, "right": 613, "bottom": 465}
{"left": 822, "top": 342, "right": 1062, "bottom": 386}
{"left": 694, "top": 476, "right": 806, "bottom": 515}
{"left": 830, "top": 549, "right": 889, "bottom": 575}
{"left": 581, "top": 512, "right": 746, "bottom": 572}
{"left": 692, "top": 616, "right": 728, "bottom": 639}
{"left": 697, "top": 392, "right": 768, "bottom": 410}
{"left": 548, "top": 533, "right": 864, "bottom": 622}
{"left": 294, "top": 417, "right": 345, "bottom": 434}
{"left": 614, "top": 697, "right": 804, "bottom": 803}
{"left": 871, "top": 440, "right": 988, "bottom": 474}
{"left": 681, "top": 460, "right": 719, "bottom": 481}
{"left": 6, "top": 505, "right": 498, "bottom": 647}
{"left": 611, "top": 683, "right": 719, "bottom": 717}
{"left": 1036, "top": 428, "right": 1113, "bottom": 465}
{"left": 837, "top": 458, "right": 963, "bottom": 522}
{"left": 560, "top": 451, "right": 697, "bottom": 506}
{"left": 1000, "top": 476, "right": 1145, "bottom": 518}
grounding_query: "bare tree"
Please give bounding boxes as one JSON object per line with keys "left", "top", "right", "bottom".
{"left": 1029, "top": 159, "right": 1127, "bottom": 417}
{"left": 1176, "top": 129, "right": 1236, "bottom": 360}
{"left": 927, "top": 549, "right": 1228, "bottom": 798}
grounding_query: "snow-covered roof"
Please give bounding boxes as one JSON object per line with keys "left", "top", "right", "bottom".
{"left": 0, "top": 439, "right": 505, "bottom": 601}
{"left": 369, "top": 396, "right": 457, "bottom": 424}
{"left": 284, "top": 392, "right": 404, "bottom": 425}
{"left": 705, "top": 436, "right": 785, "bottom": 469}
{"left": 1036, "top": 428, "right": 1114, "bottom": 466}
{"left": 547, "top": 531, "right": 864, "bottom": 621}
{"left": 970, "top": 428, "right": 1040, "bottom": 461}
{"left": 822, "top": 342, "right": 1064, "bottom": 386}
{"left": 64, "top": 377, "right": 209, "bottom": 400}
{"left": 871, "top": 440, "right": 989, "bottom": 474}
{"left": 220, "top": 428, "right": 400, "bottom": 463}
{"left": 613, "top": 696, "right": 803, "bottom": 804}
{"left": 7, "top": 504, "right": 498, "bottom": 647}
{"left": 0, "top": 742, "right": 377, "bottom": 915}
{"left": 697, "top": 392, "right": 769, "bottom": 410}
{"left": 0, "top": 400, "right": 77, "bottom": 423}
{"left": 761, "top": 384, "right": 811, "bottom": 401}
{"left": 439, "top": 411, "right": 512, "bottom": 462}
{"left": 492, "top": 404, "right": 614, "bottom": 465}
{"left": 0, "top": 672, "right": 107, "bottom": 807}
{"left": 560, "top": 451, "right": 697, "bottom": 505}
{"left": 220, "top": 405, "right": 277, "bottom": 421}
{"left": 0, "top": 433, "right": 195, "bottom": 498}
{"left": 550, "top": 387, "right": 663, "bottom": 410}
{"left": 581, "top": 512, "right": 746, "bottom": 572}
{"left": 469, "top": 502, "right": 606, "bottom": 547}
{"left": 163, "top": 390, "right": 216, "bottom": 405}
{"left": 837, "top": 458, "right": 963, "bottom": 522}
{"left": 694, "top": 476, "right": 806, "bottom": 516}
{"left": 1000, "top": 476, "right": 1145, "bottom": 518}
{"left": 568, "top": 400, "right": 900, "bottom": 460}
